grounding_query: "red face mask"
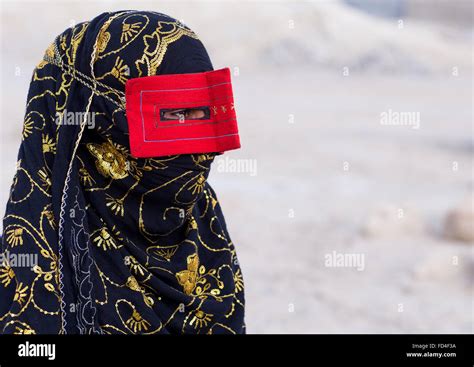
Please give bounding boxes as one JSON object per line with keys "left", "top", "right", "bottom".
{"left": 125, "top": 67, "right": 241, "bottom": 158}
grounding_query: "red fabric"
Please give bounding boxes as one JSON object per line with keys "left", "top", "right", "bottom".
{"left": 125, "top": 67, "right": 240, "bottom": 158}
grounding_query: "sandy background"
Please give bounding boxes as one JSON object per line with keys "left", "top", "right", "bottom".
{"left": 0, "top": 0, "right": 473, "bottom": 333}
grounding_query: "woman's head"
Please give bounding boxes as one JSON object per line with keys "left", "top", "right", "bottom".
{"left": 42, "top": 11, "right": 214, "bottom": 132}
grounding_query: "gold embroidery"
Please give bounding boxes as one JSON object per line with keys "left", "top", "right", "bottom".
{"left": 125, "top": 276, "right": 141, "bottom": 291}
{"left": 148, "top": 246, "right": 178, "bottom": 261}
{"left": 67, "top": 23, "right": 89, "bottom": 66}
{"left": 125, "top": 309, "right": 150, "bottom": 333}
{"left": 105, "top": 194, "right": 125, "bottom": 216}
{"left": 0, "top": 262, "right": 15, "bottom": 287}
{"left": 37, "top": 168, "right": 51, "bottom": 191}
{"left": 121, "top": 22, "right": 142, "bottom": 43}
{"left": 126, "top": 276, "right": 154, "bottom": 307}
{"left": 97, "top": 30, "right": 111, "bottom": 54}
{"left": 5, "top": 228, "right": 24, "bottom": 247}
{"left": 98, "top": 13, "right": 149, "bottom": 60}
{"left": 43, "top": 209, "right": 56, "bottom": 229}
{"left": 189, "top": 310, "right": 213, "bottom": 329}
{"left": 14, "top": 282, "right": 29, "bottom": 305}
{"left": 37, "top": 42, "right": 56, "bottom": 69}
{"left": 15, "top": 325, "right": 36, "bottom": 335}
{"left": 188, "top": 174, "right": 206, "bottom": 195}
{"left": 135, "top": 21, "right": 199, "bottom": 76}
{"left": 96, "top": 57, "right": 130, "bottom": 85}
{"left": 79, "top": 167, "right": 96, "bottom": 186}
{"left": 87, "top": 141, "right": 129, "bottom": 180}
{"left": 42, "top": 134, "right": 56, "bottom": 154}
{"left": 234, "top": 269, "right": 244, "bottom": 293}
{"left": 125, "top": 256, "right": 147, "bottom": 276}
{"left": 110, "top": 57, "right": 130, "bottom": 83}
{"left": 92, "top": 226, "right": 123, "bottom": 251}
{"left": 176, "top": 253, "right": 199, "bottom": 295}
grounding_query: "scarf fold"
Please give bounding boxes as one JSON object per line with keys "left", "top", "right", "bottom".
{"left": 0, "top": 10, "right": 245, "bottom": 334}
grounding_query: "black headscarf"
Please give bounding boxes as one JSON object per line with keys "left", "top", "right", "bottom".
{"left": 0, "top": 10, "right": 245, "bottom": 334}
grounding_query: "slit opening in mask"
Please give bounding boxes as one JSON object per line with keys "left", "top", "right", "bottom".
{"left": 159, "top": 106, "right": 210, "bottom": 122}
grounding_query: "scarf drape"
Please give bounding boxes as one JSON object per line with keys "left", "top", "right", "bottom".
{"left": 0, "top": 10, "right": 245, "bottom": 334}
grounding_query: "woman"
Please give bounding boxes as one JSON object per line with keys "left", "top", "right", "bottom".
{"left": 0, "top": 10, "right": 245, "bottom": 334}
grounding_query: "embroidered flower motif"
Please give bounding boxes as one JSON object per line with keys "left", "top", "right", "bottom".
{"left": 0, "top": 261, "right": 15, "bottom": 287}
{"left": 110, "top": 57, "right": 130, "bottom": 84}
{"left": 42, "top": 134, "right": 56, "bottom": 154}
{"left": 126, "top": 309, "right": 150, "bottom": 333}
{"left": 105, "top": 194, "right": 125, "bottom": 216}
{"left": 22, "top": 117, "right": 34, "bottom": 140}
{"left": 125, "top": 256, "right": 146, "bottom": 276}
{"left": 5, "top": 227, "right": 24, "bottom": 247}
{"left": 79, "top": 167, "right": 95, "bottom": 186}
{"left": 121, "top": 22, "right": 142, "bottom": 43}
{"left": 234, "top": 269, "right": 244, "bottom": 293}
{"left": 189, "top": 310, "right": 213, "bottom": 329}
{"left": 92, "top": 226, "right": 122, "bottom": 251}
{"left": 14, "top": 282, "right": 29, "bottom": 305}
{"left": 150, "top": 246, "right": 178, "bottom": 261}
{"left": 188, "top": 174, "right": 206, "bottom": 195}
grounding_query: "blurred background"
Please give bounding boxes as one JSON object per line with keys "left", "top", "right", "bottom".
{"left": 0, "top": 0, "right": 472, "bottom": 333}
